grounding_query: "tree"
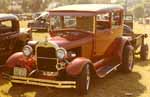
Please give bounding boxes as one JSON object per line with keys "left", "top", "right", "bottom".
{"left": 22, "top": 0, "right": 30, "bottom": 12}
{"left": 0, "top": 0, "right": 11, "bottom": 12}
{"left": 133, "top": 4, "right": 144, "bottom": 19}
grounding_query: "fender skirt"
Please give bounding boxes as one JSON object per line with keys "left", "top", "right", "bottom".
{"left": 5, "top": 52, "right": 36, "bottom": 72}
{"left": 66, "top": 57, "right": 92, "bottom": 76}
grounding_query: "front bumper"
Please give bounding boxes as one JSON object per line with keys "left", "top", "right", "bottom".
{"left": 3, "top": 74, "right": 76, "bottom": 88}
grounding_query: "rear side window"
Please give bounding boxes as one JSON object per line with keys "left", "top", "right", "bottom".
{"left": 112, "top": 11, "right": 122, "bottom": 27}
{"left": 96, "top": 13, "right": 111, "bottom": 30}
{"left": 0, "top": 21, "right": 12, "bottom": 28}
{"left": 0, "top": 20, "right": 13, "bottom": 33}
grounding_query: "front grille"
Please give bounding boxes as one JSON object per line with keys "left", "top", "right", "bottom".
{"left": 36, "top": 47, "right": 57, "bottom": 72}
{"left": 37, "top": 47, "right": 56, "bottom": 58}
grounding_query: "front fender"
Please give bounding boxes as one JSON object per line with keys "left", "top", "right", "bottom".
{"left": 66, "top": 57, "right": 92, "bottom": 76}
{"left": 5, "top": 52, "right": 36, "bottom": 72}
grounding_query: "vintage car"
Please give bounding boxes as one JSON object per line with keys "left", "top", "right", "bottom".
{"left": 123, "top": 15, "right": 148, "bottom": 60}
{"left": 4, "top": 4, "right": 135, "bottom": 95}
{"left": 124, "top": 14, "right": 133, "bottom": 29}
{"left": 27, "top": 12, "right": 49, "bottom": 31}
{"left": 0, "top": 14, "right": 32, "bottom": 65}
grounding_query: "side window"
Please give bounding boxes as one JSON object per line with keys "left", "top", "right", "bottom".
{"left": 0, "top": 20, "right": 12, "bottom": 28}
{"left": 96, "top": 13, "right": 111, "bottom": 30}
{"left": 0, "top": 20, "right": 12, "bottom": 32}
{"left": 112, "top": 11, "right": 122, "bottom": 27}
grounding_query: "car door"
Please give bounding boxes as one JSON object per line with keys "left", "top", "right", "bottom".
{"left": 95, "top": 13, "right": 113, "bottom": 56}
{"left": 95, "top": 11, "right": 123, "bottom": 56}
{"left": 0, "top": 20, "right": 18, "bottom": 65}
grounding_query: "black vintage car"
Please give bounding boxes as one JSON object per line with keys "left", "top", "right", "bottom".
{"left": 28, "top": 12, "right": 49, "bottom": 32}
{"left": 0, "top": 14, "right": 32, "bottom": 65}
{"left": 124, "top": 15, "right": 148, "bottom": 60}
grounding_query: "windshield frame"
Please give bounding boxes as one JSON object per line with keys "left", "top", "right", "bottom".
{"left": 49, "top": 15, "right": 96, "bottom": 33}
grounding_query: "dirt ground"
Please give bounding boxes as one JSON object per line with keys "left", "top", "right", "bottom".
{"left": 0, "top": 22, "right": 149, "bottom": 97}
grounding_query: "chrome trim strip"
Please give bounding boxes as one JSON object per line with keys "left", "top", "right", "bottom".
{"left": 7, "top": 75, "right": 76, "bottom": 88}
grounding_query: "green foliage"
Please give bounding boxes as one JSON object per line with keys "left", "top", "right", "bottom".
{"left": 0, "top": 0, "right": 11, "bottom": 12}
{"left": 133, "top": 4, "right": 144, "bottom": 19}
{"left": 0, "top": 0, "right": 111, "bottom": 13}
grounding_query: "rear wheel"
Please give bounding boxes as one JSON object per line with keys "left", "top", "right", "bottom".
{"left": 118, "top": 45, "right": 134, "bottom": 73}
{"left": 76, "top": 64, "right": 91, "bottom": 95}
{"left": 140, "top": 44, "right": 149, "bottom": 60}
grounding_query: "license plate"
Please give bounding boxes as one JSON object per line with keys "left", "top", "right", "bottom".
{"left": 13, "top": 67, "right": 27, "bottom": 77}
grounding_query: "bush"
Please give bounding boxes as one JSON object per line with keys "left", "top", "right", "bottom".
{"left": 133, "top": 4, "right": 144, "bottom": 19}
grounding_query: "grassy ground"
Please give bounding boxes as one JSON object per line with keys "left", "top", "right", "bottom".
{"left": 0, "top": 21, "right": 150, "bottom": 97}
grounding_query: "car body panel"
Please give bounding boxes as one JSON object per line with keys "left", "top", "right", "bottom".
{"left": 66, "top": 57, "right": 92, "bottom": 76}
{"left": 5, "top": 52, "right": 35, "bottom": 72}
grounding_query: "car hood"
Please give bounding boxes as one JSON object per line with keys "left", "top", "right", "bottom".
{"left": 49, "top": 36, "right": 93, "bottom": 49}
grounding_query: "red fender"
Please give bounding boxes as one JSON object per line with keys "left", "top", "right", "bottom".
{"left": 119, "top": 36, "right": 132, "bottom": 63}
{"left": 104, "top": 37, "right": 132, "bottom": 64}
{"left": 5, "top": 52, "right": 36, "bottom": 72}
{"left": 66, "top": 57, "right": 92, "bottom": 76}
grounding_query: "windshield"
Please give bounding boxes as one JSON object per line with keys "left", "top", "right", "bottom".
{"left": 36, "top": 12, "right": 49, "bottom": 21}
{"left": 50, "top": 16, "right": 94, "bottom": 32}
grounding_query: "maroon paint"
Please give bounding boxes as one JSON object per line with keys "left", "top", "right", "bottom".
{"left": 5, "top": 52, "right": 36, "bottom": 72}
{"left": 49, "top": 29, "right": 93, "bottom": 50}
{"left": 66, "top": 57, "right": 91, "bottom": 76}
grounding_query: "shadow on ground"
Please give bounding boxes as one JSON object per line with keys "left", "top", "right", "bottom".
{"left": 0, "top": 71, "right": 145, "bottom": 97}
{"left": 135, "top": 58, "right": 150, "bottom": 66}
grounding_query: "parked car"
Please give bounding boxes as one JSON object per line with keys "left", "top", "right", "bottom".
{"left": 32, "top": 12, "right": 41, "bottom": 19}
{"left": 124, "top": 14, "right": 134, "bottom": 29}
{"left": 4, "top": 4, "right": 135, "bottom": 95}
{"left": 28, "top": 12, "right": 49, "bottom": 31}
{"left": 124, "top": 15, "right": 148, "bottom": 60}
{"left": 0, "top": 14, "right": 32, "bottom": 65}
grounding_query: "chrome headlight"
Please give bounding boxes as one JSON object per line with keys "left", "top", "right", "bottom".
{"left": 22, "top": 45, "right": 33, "bottom": 57}
{"left": 56, "top": 48, "right": 67, "bottom": 59}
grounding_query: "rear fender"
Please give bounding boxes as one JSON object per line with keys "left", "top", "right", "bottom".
{"left": 118, "top": 37, "right": 132, "bottom": 63}
{"left": 5, "top": 52, "right": 36, "bottom": 72}
{"left": 104, "top": 37, "right": 131, "bottom": 64}
{"left": 66, "top": 57, "right": 92, "bottom": 76}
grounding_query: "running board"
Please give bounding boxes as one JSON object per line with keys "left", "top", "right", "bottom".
{"left": 96, "top": 64, "right": 120, "bottom": 78}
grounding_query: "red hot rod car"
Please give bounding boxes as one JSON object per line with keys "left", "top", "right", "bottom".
{"left": 4, "top": 4, "right": 135, "bottom": 95}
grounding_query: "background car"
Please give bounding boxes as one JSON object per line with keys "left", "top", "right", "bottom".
{"left": 0, "top": 14, "right": 32, "bottom": 65}
{"left": 27, "top": 12, "right": 49, "bottom": 32}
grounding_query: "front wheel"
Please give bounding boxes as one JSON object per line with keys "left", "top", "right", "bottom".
{"left": 76, "top": 64, "right": 91, "bottom": 95}
{"left": 118, "top": 45, "right": 134, "bottom": 73}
